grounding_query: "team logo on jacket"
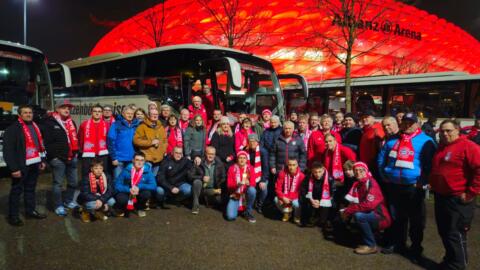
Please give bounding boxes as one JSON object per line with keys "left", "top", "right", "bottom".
{"left": 168, "top": 166, "right": 172, "bottom": 170}
{"left": 292, "top": 141, "right": 296, "bottom": 145}
{"left": 367, "top": 194, "right": 375, "bottom": 202}
{"left": 445, "top": 152, "right": 452, "bottom": 161}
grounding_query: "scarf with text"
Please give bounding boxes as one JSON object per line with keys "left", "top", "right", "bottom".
{"left": 233, "top": 164, "right": 249, "bottom": 211}
{"left": 127, "top": 166, "right": 144, "bottom": 210}
{"left": 345, "top": 162, "right": 371, "bottom": 204}
{"left": 388, "top": 128, "right": 422, "bottom": 169}
{"left": 18, "top": 117, "right": 46, "bottom": 165}
{"left": 328, "top": 144, "right": 344, "bottom": 183}
{"left": 52, "top": 112, "right": 79, "bottom": 159}
{"left": 306, "top": 171, "right": 332, "bottom": 207}
{"left": 89, "top": 172, "right": 107, "bottom": 195}
{"left": 282, "top": 167, "right": 301, "bottom": 195}
{"left": 82, "top": 119, "right": 108, "bottom": 157}
{"left": 167, "top": 126, "right": 183, "bottom": 147}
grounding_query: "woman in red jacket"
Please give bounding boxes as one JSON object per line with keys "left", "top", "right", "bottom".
{"left": 165, "top": 115, "right": 183, "bottom": 155}
{"left": 275, "top": 158, "right": 306, "bottom": 224}
{"left": 341, "top": 162, "right": 391, "bottom": 255}
{"left": 234, "top": 118, "right": 255, "bottom": 152}
{"left": 225, "top": 151, "right": 257, "bottom": 223}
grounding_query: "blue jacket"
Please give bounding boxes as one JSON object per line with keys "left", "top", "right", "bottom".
{"left": 377, "top": 131, "right": 436, "bottom": 185}
{"left": 260, "top": 126, "right": 283, "bottom": 153}
{"left": 115, "top": 163, "right": 157, "bottom": 193}
{"left": 107, "top": 115, "right": 140, "bottom": 162}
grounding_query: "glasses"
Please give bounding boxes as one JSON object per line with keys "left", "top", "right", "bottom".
{"left": 92, "top": 110, "right": 103, "bottom": 113}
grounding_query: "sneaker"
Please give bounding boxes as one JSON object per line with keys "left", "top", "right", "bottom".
{"left": 294, "top": 217, "right": 301, "bottom": 225}
{"left": 354, "top": 246, "right": 378, "bottom": 255}
{"left": 55, "top": 206, "right": 68, "bottom": 217}
{"left": 192, "top": 208, "right": 200, "bottom": 215}
{"left": 244, "top": 212, "right": 256, "bottom": 223}
{"left": 64, "top": 201, "right": 79, "bottom": 210}
{"left": 136, "top": 210, "right": 147, "bottom": 218}
{"left": 281, "top": 212, "right": 291, "bottom": 222}
{"left": 80, "top": 210, "right": 91, "bottom": 223}
{"left": 114, "top": 209, "right": 125, "bottom": 217}
{"left": 94, "top": 211, "right": 108, "bottom": 221}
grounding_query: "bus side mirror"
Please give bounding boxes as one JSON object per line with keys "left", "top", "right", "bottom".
{"left": 200, "top": 57, "right": 242, "bottom": 90}
{"left": 278, "top": 74, "right": 309, "bottom": 99}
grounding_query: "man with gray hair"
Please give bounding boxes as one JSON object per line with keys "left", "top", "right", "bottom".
{"left": 159, "top": 104, "right": 172, "bottom": 127}
{"left": 382, "top": 116, "right": 400, "bottom": 141}
{"left": 107, "top": 105, "right": 140, "bottom": 178}
{"left": 270, "top": 121, "right": 307, "bottom": 175}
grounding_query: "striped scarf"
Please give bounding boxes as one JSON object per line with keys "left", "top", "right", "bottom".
{"left": 248, "top": 145, "right": 262, "bottom": 183}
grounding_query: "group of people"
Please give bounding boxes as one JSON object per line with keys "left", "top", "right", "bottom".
{"left": 4, "top": 95, "right": 479, "bottom": 270}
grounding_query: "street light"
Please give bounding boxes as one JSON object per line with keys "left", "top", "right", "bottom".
{"left": 23, "top": 0, "right": 38, "bottom": 45}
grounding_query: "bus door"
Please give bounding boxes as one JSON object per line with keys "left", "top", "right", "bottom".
{"left": 199, "top": 57, "right": 242, "bottom": 114}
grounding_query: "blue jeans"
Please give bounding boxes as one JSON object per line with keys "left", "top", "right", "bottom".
{"left": 156, "top": 183, "right": 192, "bottom": 202}
{"left": 354, "top": 211, "right": 379, "bottom": 247}
{"left": 275, "top": 197, "right": 301, "bottom": 219}
{"left": 50, "top": 157, "right": 78, "bottom": 208}
{"left": 113, "top": 161, "right": 128, "bottom": 179}
{"left": 226, "top": 186, "right": 256, "bottom": 221}
{"left": 84, "top": 197, "right": 116, "bottom": 212}
{"left": 256, "top": 181, "right": 268, "bottom": 207}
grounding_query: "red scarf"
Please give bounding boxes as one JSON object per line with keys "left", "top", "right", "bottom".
{"left": 82, "top": 118, "right": 108, "bottom": 157}
{"left": 248, "top": 145, "right": 262, "bottom": 183}
{"left": 389, "top": 128, "right": 422, "bottom": 169}
{"left": 233, "top": 164, "right": 250, "bottom": 211}
{"left": 329, "top": 144, "right": 344, "bottom": 183}
{"left": 283, "top": 168, "right": 301, "bottom": 195}
{"left": 236, "top": 128, "right": 253, "bottom": 151}
{"left": 127, "top": 166, "right": 144, "bottom": 210}
{"left": 167, "top": 126, "right": 183, "bottom": 153}
{"left": 103, "top": 116, "right": 115, "bottom": 130}
{"left": 207, "top": 121, "right": 220, "bottom": 144}
{"left": 306, "top": 171, "right": 332, "bottom": 207}
{"left": 52, "top": 112, "right": 79, "bottom": 159}
{"left": 89, "top": 172, "right": 107, "bottom": 195}
{"left": 18, "top": 117, "right": 46, "bottom": 165}
{"left": 179, "top": 119, "right": 189, "bottom": 132}
{"left": 345, "top": 162, "right": 371, "bottom": 204}
{"left": 332, "top": 123, "right": 343, "bottom": 133}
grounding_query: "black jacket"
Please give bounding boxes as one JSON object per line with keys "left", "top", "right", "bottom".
{"left": 3, "top": 121, "right": 44, "bottom": 172}
{"left": 300, "top": 173, "right": 336, "bottom": 202}
{"left": 157, "top": 156, "right": 192, "bottom": 190}
{"left": 210, "top": 132, "right": 235, "bottom": 164}
{"left": 269, "top": 135, "right": 307, "bottom": 171}
{"left": 79, "top": 174, "right": 114, "bottom": 203}
{"left": 39, "top": 116, "right": 78, "bottom": 161}
{"left": 340, "top": 127, "right": 362, "bottom": 153}
{"left": 187, "top": 157, "right": 226, "bottom": 189}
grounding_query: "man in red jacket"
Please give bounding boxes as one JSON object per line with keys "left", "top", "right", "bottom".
{"left": 275, "top": 158, "right": 306, "bottom": 224}
{"left": 307, "top": 114, "right": 342, "bottom": 166}
{"left": 430, "top": 119, "right": 480, "bottom": 270}
{"left": 358, "top": 110, "right": 384, "bottom": 174}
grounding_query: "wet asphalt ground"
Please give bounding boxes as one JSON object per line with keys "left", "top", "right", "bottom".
{"left": 0, "top": 174, "right": 478, "bottom": 270}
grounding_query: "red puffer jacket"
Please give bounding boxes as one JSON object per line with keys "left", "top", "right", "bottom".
{"left": 344, "top": 177, "right": 392, "bottom": 230}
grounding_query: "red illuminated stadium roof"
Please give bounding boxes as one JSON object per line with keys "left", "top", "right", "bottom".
{"left": 90, "top": 0, "right": 480, "bottom": 81}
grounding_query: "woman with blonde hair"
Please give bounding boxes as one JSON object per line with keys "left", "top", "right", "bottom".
{"left": 210, "top": 116, "right": 235, "bottom": 167}
{"left": 184, "top": 115, "right": 206, "bottom": 159}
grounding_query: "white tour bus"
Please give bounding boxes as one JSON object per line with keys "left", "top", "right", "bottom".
{"left": 284, "top": 72, "right": 480, "bottom": 126}
{"left": 0, "top": 40, "right": 54, "bottom": 167}
{"left": 49, "top": 44, "right": 308, "bottom": 124}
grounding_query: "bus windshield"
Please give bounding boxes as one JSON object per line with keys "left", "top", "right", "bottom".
{"left": 0, "top": 49, "right": 51, "bottom": 125}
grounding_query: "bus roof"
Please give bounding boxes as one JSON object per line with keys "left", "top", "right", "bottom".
{"left": 64, "top": 44, "right": 261, "bottom": 68}
{"left": 0, "top": 40, "right": 44, "bottom": 55}
{"left": 306, "top": 72, "right": 480, "bottom": 89}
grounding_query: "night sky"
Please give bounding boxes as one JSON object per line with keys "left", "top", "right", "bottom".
{"left": 0, "top": 0, "right": 479, "bottom": 62}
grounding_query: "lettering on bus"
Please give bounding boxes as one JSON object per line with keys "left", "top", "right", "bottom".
{"left": 70, "top": 102, "right": 126, "bottom": 116}
{"left": 331, "top": 13, "right": 422, "bottom": 41}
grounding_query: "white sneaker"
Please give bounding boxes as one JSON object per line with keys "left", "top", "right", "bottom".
{"left": 137, "top": 210, "right": 147, "bottom": 218}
